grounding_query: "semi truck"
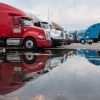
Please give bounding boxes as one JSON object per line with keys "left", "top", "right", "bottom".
{"left": 78, "top": 23, "right": 100, "bottom": 44}
{"left": 50, "top": 22, "right": 66, "bottom": 47}
{"left": 28, "top": 13, "right": 65, "bottom": 47}
{"left": 0, "top": 49, "right": 71, "bottom": 95}
{"left": 69, "top": 30, "right": 86, "bottom": 43}
{"left": 78, "top": 49, "right": 100, "bottom": 66}
{"left": 0, "top": 3, "right": 51, "bottom": 49}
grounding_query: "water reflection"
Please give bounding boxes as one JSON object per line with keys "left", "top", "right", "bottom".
{"left": 78, "top": 50, "right": 100, "bottom": 66}
{"left": 0, "top": 52, "right": 49, "bottom": 95}
{"left": 2, "top": 49, "right": 100, "bottom": 100}
{"left": 5, "top": 49, "right": 100, "bottom": 100}
{"left": 0, "top": 49, "right": 73, "bottom": 97}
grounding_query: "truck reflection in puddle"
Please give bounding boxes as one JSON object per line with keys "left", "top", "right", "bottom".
{"left": 77, "top": 50, "right": 100, "bottom": 66}
{"left": 0, "top": 52, "right": 50, "bottom": 95}
{"left": 2, "top": 49, "right": 100, "bottom": 100}
{"left": 0, "top": 49, "right": 74, "bottom": 97}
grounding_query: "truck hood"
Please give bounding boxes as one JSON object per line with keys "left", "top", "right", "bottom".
{"left": 24, "top": 26, "right": 44, "bottom": 33}
{"left": 50, "top": 29, "right": 63, "bottom": 39}
{"left": 77, "top": 36, "right": 85, "bottom": 40}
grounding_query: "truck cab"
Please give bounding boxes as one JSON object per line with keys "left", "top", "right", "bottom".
{"left": 34, "top": 20, "right": 65, "bottom": 47}
{"left": 0, "top": 3, "right": 51, "bottom": 49}
{"left": 28, "top": 13, "right": 65, "bottom": 47}
{"left": 34, "top": 21, "right": 51, "bottom": 41}
{"left": 78, "top": 23, "right": 100, "bottom": 44}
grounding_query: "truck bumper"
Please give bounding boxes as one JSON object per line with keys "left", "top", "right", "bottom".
{"left": 36, "top": 39, "right": 51, "bottom": 47}
{"left": 53, "top": 39, "right": 65, "bottom": 45}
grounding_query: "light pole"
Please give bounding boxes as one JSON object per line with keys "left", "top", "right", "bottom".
{"left": 48, "top": 6, "right": 50, "bottom": 21}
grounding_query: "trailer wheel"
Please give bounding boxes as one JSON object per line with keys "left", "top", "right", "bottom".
{"left": 81, "top": 39, "right": 85, "bottom": 44}
{"left": 23, "top": 38, "right": 36, "bottom": 49}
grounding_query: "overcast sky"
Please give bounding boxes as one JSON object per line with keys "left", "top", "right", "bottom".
{"left": 0, "top": 0, "right": 100, "bottom": 31}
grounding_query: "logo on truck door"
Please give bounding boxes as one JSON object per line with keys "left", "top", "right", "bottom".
{"left": 13, "top": 28, "right": 21, "bottom": 33}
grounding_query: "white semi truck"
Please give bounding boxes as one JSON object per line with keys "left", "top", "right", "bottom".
{"left": 28, "top": 13, "right": 66, "bottom": 47}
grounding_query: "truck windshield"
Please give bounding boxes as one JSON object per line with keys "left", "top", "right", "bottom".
{"left": 34, "top": 22, "right": 41, "bottom": 27}
{"left": 21, "top": 18, "right": 33, "bottom": 26}
{"left": 41, "top": 22, "right": 50, "bottom": 29}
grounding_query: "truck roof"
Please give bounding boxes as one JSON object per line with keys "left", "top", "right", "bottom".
{"left": 0, "top": 3, "right": 27, "bottom": 16}
{"left": 27, "top": 13, "right": 49, "bottom": 22}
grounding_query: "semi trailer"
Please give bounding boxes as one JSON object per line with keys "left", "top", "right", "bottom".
{"left": 0, "top": 3, "right": 51, "bottom": 49}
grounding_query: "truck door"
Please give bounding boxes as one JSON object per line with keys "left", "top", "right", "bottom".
{"left": 11, "top": 16, "right": 24, "bottom": 37}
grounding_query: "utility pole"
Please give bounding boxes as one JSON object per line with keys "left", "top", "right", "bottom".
{"left": 48, "top": 6, "right": 50, "bottom": 21}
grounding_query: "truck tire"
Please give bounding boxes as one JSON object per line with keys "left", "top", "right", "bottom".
{"left": 0, "top": 39, "right": 7, "bottom": 47}
{"left": 23, "top": 38, "right": 36, "bottom": 49}
{"left": 67, "top": 40, "right": 71, "bottom": 45}
{"left": 22, "top": 52, "right": 36, "bottom": 64}
{"left": 51, "top": 39, "right": 57, "bottom": 47}
{"left": 88, "top": 39, "right": 93, "bottom": 44}
{"left": 81, "top": 39, "right": 85, "bottom": 44}
{"left": 89, "top": 42, "right": 92, "bottom": 44}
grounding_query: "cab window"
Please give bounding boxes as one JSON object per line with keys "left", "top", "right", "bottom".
{"left": 12, "top": 17, "right": 22, "bottom": 26}
{"left": 21, "top": 18, "right": 33, "bottom": 26}
{"left": 34, "top": 22, "right": 41, "bottom": 27}
{"left": 41, "top": 22, "right": 50, "bottom": 29}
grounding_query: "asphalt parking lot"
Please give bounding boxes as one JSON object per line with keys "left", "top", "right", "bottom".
{"left": 59, "top": 43, "right": 100, "bottom": 50}
{"left": 0, "top": 43, "right": 100, "bottom": 51}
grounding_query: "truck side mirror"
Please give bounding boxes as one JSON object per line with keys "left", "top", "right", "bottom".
{"left": 13, "top": 17, "right": 18, "bottom": 25}
{"left": 49, "top": 25, "right": 52, "bottom": 30}
{"left": 64, "top": 31, "right": 67, "bottom": 33}
{"left": 13, "top": 17, "right": 22, "bottom": 26}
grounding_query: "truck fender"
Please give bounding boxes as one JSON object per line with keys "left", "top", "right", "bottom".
{"left": 21, "top": 31, "right": 38, "bottom": 44}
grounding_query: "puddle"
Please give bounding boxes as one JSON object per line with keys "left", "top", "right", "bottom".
{"left": 0, "top": 49, "right": 100, "bottom": 100}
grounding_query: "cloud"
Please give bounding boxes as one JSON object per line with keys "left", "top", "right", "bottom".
{"left": 0, "top": 0, "right": 100, "bottom": 30}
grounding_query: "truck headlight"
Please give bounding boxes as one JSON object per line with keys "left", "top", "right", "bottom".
{"left": 46, "top": 31, "right": 51, "bottom": 40}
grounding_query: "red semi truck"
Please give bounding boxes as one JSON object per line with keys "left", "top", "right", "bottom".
{"left": 0, "top": 3, "right": 51, "bottom": 49}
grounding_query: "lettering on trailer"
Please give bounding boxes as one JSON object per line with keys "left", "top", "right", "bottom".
{"left": 13, "top": 28, "right": 21, "bottom": 33}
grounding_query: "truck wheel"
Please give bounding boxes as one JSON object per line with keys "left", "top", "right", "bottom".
{"left": 23, "top": 38, "right": 36, "bottom": 49}
{"left": 81, "top": 39, "right": 85, "bottom": 44}
{"left": 88, "top": 39, "right": 93, "bottom": 44}
{"left": 22, "top": 52, "right": 36, "bottom": 64}
{"left": 67, "top": 40, "right": 71, "bottom": 45}
{"left": 51, "top": 39, "right": 57, "bottom": 47}
{"left": 89, "top": 42, "right": 92, "bottom": 44}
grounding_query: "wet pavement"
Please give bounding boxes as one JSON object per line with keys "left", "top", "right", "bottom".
{"left": 60, "top": 43, "right": 100, "bottom": 50}
{"left": 0, "top": 48, "right": 100, "bottom": 100}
